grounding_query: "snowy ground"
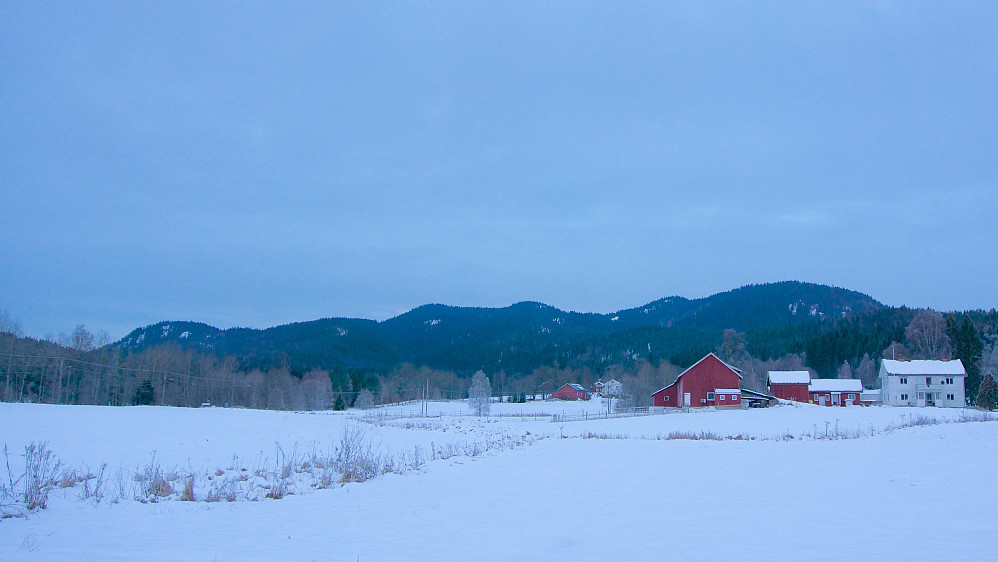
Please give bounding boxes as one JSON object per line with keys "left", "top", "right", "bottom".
{"left": 1, "top": 400, "right": 996, "bottom": 560}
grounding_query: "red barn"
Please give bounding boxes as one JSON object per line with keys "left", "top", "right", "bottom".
{"left": 551, "top": 383, "right": 588, "bottom": 401}
{"left": 808, "top": 379, "right": 863, "bottom": 406}
{"left": 768, "top": 370, "right": 811, "bottom": 403}
{"left": 652, "top": 353, "right": 742, "bottom": 409}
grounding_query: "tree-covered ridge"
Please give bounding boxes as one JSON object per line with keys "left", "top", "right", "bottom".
{"left": 113, "top": 281, "right": 885, "bottom": 377}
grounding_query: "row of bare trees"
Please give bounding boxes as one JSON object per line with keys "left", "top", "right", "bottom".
{"left": 0, "top": 317, "right": 344, "bottom": 409}
{"left": 0, "top": 317, "right": 490, "bottom": 410}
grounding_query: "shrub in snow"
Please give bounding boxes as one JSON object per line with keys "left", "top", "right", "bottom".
{"left": 22, "top": 442, "right": 62, "bottom": 511}
{"left": 180, "top": 475, "right": 196, "bottom": 501}
{"left": 135, "top": 454, "right": 175, "bottom": 502}
{"left": 335, "top": 426, "right": 381, "bottom": 483}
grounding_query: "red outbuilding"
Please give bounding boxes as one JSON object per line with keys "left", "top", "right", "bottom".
{"left": 652, "top": 353, "right": 742, "bottom": 409}
{"left": 808, "top": 379, "right": 863, "bottom": 406}
{"left": 551, "top": 383, "right": 588, "bottom": 401}
{"left": 768, "top": 370, "right": 811, "bottom": 403}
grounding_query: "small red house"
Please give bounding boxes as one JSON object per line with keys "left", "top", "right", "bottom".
{"left": 768, "top": 370, "right": 811, "bottom": 403}
{"left": 652, "top": 353, "right": 742, "bottom": 409}
{"left": 551, "top": 383, "right": 588, "bottom": 401}
{"left": 808, "top": 379, "right": 863, "bottom": 406}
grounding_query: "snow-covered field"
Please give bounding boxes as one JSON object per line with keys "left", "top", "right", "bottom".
{"left": 1, "top": 400, "right": 996, "bottom": 560}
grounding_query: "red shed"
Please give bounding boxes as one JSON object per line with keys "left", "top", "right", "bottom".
{"left": 808, "top": 379, "right": 863, "bottom": 406}
{"left": 551, "top": 383, "right": 588, "bottom": 401}
{"left": 652, "top": 353, "right": 742, "bottom": 409}
{"left": 768, "top": 370, "right": 811, "bottom": 403}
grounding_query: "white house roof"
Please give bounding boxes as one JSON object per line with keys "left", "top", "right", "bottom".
{"left": 808, "top": 379, "right": 863, "bottom": 392}
{"left": 768, "top": 370, "right": 810, "bottom": 385}
{"left": 714, "top": 388, "right": 741, "bottom": 394}
{"left": 881, "top": 359, "right": 966, "bottom": 376}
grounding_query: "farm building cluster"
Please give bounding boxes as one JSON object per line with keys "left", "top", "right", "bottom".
{"left": 548, "top": 353, "right": 969, "bottom": 411}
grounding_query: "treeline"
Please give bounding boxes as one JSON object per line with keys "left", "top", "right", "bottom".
{"left": 2, "top": 306, "right": 997, "bottom": 410}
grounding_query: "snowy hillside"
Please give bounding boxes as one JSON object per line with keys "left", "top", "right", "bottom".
{"left": 1, "top": 401, "right": 996, "bottom": 560}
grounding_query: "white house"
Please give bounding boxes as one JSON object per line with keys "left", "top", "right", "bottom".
{"left": 879, "top": 359, "right": 966, "bottom": 407}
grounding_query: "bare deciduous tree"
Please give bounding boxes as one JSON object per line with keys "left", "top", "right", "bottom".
{"left": 0, "top": 310, "right": 23, "bottom": 337}
{"left": 882, "top": 341, "right": 912, "bottom": 361}
{"left": 904, "top": 309, "right": 952, "bottom": 360}
{"left": 468, "top": 370, "right": 491, "bottom": 417}
{"left": 980, "top": 338, "right": 998, "bottom": 383}
{"left": 355, "top": 389, "right": 374, "bottom": 409}
{"left": 837, "top": 361, "right": 854, "bottom": 380}
{"left": 855, "top": 353, "right": 876, "bottom": 388}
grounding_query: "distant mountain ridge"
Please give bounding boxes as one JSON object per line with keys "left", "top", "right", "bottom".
{"left": 116, "top": 281, "right": 883, "bottom": 376}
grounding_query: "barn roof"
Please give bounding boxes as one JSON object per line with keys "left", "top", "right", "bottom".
{"left": 881, "top": 359, "right": 966, "bottom": 376}
{"left": 808, "top": 379, "right": 863, "bottom": 392}
{"left": 558, "top": 383, "right": 586, "bottom": 392}
{"left": 768, "top": 370, "right": 810, "bottom": 385}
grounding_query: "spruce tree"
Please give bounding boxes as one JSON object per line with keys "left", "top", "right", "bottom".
{"left": 948, "top": 315, "right": 984, "bottom": 405}
{"left": 976, "top": 374, "right": 998, "bottom": 411}
{"left": 333, "top": 394, "right": 347, "bottom": 411}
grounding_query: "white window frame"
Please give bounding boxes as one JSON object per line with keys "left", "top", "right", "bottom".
{"left": 719, "top": 394, "right": 725, "bottom": 401}
{"left": 707, "top": 392, "right": 715, "bottom": 401}
{"left": 900, "top": 377, "right": 908, "bottom": 385}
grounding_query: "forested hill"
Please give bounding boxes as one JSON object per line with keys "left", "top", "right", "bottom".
{"left": 115, "top": 281, "right": 886, "bottom": 377}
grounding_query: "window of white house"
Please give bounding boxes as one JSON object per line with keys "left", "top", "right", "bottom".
{"left": 707, "top": 392, "right": 715, "bottom": 400}
{"left": 946, "top": 377, "right": 954, "bottom": 385}
{"left": 926, "top": 377, "right": 932, "bottom": 385}
{"left": 947, "top": 394, "right": 955, "bottom": 400}
{"left": 900, "top": 377, "right": 908, "bottom": 384}
{"left": 901, "top": 394, "right": 908, "bottom": 401}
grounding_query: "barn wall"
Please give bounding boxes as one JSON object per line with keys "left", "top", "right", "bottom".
{"left": 652, "top": 384, "right": 678, "bottom": 407}
{"left": 680, "top": 355, "right": 741, "bottom": 407}
{"left": 770, "top": 383, "right": 810, "bottom": 403}
{"left": 810, "top": 391, "right": 862, "bottom": 406}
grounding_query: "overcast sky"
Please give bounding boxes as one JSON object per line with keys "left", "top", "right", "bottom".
{"left": 2, "top": 1, "right": 997, "bottom": 340}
